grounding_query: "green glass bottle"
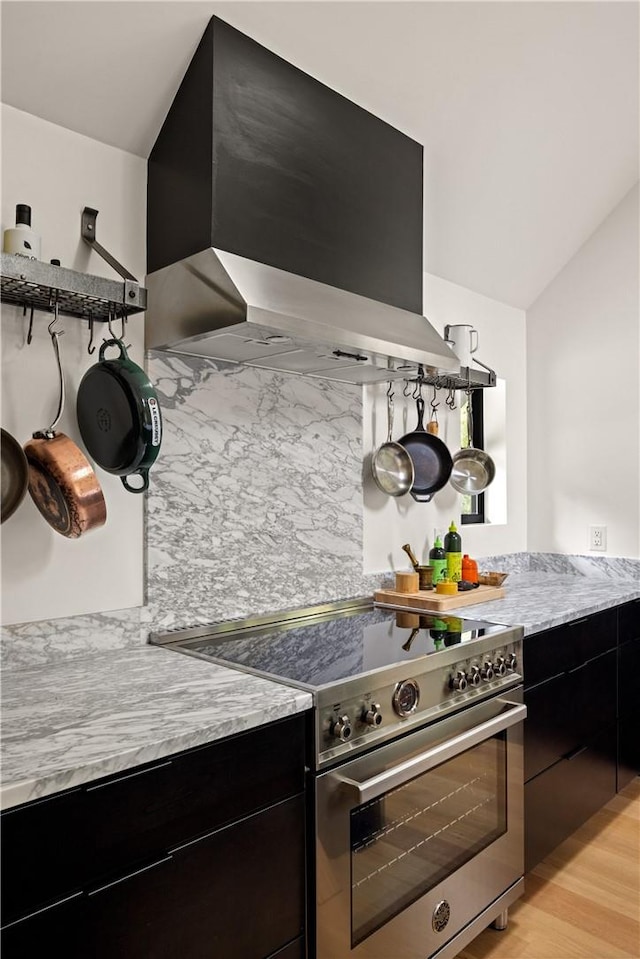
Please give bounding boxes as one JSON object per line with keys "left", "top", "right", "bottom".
{"left": 444, "top": 520, "right": 463, "bottom": 582}
{"left": 428, "top": 536, "right": 447, "bottom": 584}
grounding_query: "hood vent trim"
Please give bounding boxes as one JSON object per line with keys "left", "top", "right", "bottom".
{"left": 146, "top": 248, "right": 462, "bottom": 386}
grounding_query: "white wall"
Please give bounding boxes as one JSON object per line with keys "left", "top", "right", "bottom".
{"left": 526, "top": 183, "right": 640, "bottom": 558}
{"left": 363, "top": 274, "right": 527, "bottom": 572}
{"left": 1, "top": 105, "right": 147, "bottom": 623}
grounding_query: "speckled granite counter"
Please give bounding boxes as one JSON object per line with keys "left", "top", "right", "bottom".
{"left": 450, "top": 571, "right": 639, "bottom": 634}
{"left": 0, "top": 646, "right": 312, "bottom": 811}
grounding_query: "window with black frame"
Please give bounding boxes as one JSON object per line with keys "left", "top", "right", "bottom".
{"left": 460, "top": 389, "right": 485, "bottom": 525}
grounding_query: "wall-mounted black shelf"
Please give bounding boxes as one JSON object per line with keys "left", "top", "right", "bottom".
{"left": 0, "top": 253, "right": 147, "bottom": 322}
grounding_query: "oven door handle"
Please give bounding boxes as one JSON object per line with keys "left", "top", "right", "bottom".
{"left": 331, "top": 700, "right": 527, "bottom": 804}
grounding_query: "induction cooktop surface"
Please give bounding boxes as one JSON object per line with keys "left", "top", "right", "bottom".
{"left": 154, "top": 599, "right": 509, "bottom": 689}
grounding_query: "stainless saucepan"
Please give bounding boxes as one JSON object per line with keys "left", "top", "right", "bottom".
{"left": 450, "top": 390, "right": 496, "bottom": 494}
{"left": 371, "top": 389, "right": 414, "bottom": 497}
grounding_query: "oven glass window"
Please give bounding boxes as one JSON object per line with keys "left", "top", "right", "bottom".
{"left": 350, "top": 734, "right": 507, "bottom": 946}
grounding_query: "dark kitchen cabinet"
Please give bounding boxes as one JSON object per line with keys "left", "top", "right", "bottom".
{"left": 524, "top": 725, "right": 618, "bottom": 870}
{"left": 1, "top": 713, "right": 309, "bottom": 959}
{"left": 617, "top": 598, "right": 640, "bottom": 791}
{"left": 523, "top": 609, "right": 618, "bottom": 871}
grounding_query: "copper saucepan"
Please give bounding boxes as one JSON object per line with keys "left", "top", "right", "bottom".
{"left": 23, "top": 308, "right": 107, "bottom": 538}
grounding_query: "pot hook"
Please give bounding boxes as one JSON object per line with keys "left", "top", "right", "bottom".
{"left": 465, "top": 389, "right": 474, "bottom": 449}
{"left": 87, "top": 313, "right": 96, "bottom": 355}
{"left": 35, "top": 302, "right": 65, "bottom": 438}
{"left": 446, "top": 384, "right": 457, "bottom": 410}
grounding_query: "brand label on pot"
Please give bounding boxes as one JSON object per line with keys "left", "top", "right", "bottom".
{"left": 148, "top": 397, "right": 162, "bottom": 446}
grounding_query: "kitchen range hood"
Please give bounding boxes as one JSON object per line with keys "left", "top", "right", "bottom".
{"left": 145, "top": 16, "right": 460, "bottom": 385}
{"left": 145, "top": 247, "right": 459, "bottom": 385}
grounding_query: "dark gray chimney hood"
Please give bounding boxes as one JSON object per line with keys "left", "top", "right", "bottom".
{"left": 145, "top": 16, "right": 459, "bottom": 384}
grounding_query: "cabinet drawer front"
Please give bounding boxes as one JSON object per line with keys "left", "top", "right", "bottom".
{"left": 1, "top": 796, "right": 306, "bottom": 959}
{"left": 0, "top": 788, "right": 85, "bottom": 926}
{"left": 566, "top": 650, "right": 616, "bottom": 743}
{"left": 1, "top": 891, "right": 87, "bottom": 957}
{"left": 2, "top": 714, "right": 307, "bottom": 924}
{"left": 524, "top": 724, "right": 616, "bottom": 872}
{"left": 524, "top": 628, "right": 573, "bottom": 688}
{"left": 567, "top": 609, "right": 617, "bottom": 662}
{"left": 524, "top": 652, "right": 616, "bottom": 782}
{"left": 524, "top": 609, "right": 617, "bottom": 688}
{"left": 86, "top": 795, "right": 306, "bottom": 959}
{"left": 524, "top": 675, "right": 575, "bottom": 781}
{"left": 87, "top": 713, "right": 306, "bottom": 879}
{"left": 618, "top": 599, "right": 640, "bottom": 645}
{"left": 619, "top": 634, "right": 640, "bottom": 720}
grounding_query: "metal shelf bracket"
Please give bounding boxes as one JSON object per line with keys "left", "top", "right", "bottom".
{"left": 81, "top": 207, "right": 138, "bottom": 283}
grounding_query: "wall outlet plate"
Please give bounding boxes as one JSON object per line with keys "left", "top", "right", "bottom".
{"left": 589, "top": 525, "right": 607, "bottom": 551}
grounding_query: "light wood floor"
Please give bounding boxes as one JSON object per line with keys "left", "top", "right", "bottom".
{"left": 457, "top": 778, "right": 640, "bottom": 959}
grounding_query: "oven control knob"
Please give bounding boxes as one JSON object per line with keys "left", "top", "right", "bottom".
{"left": 467, "top": 665, "right": 482, "bottom": 687}
{"left": 506, "top": 653, "right": 518, "bottom": 671}
{"left": 363, "top": 704, "right": 383, "bottom": 727}
{"left": 481, "top": 662, "right": 495, "bottom": 681}
{"left": 450, "top": 670, "right": 468, "bottom": 692}
{"left": 493, "top": 656, "right": 507, "bottom": 677}
{"left": 331, "top": 715, "right": 353, "bottom": 742}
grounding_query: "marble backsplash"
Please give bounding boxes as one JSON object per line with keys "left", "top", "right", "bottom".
{"left": 2, "top": 354, "right": 384, "bottom": 669}
{"left": 480, "top": 551, "right": 640, "bottom": 580}
{"left": 2, "top": 354, "right": 638, "bottom": 670}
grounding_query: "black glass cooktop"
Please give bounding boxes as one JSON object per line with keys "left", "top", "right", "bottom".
{"left": 177, "top": 601, "right": 507, "bottom": 689}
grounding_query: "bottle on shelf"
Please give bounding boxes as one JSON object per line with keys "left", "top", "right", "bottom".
{"left": 444, "top": 520, "right": 462, "bottom": 582}
{"left": 3, "top": 204, "right": 41, "bottom": 260}
{"left": 428, "top": 535, "right": 447, "bottom": 584}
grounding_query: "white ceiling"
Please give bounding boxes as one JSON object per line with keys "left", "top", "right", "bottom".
{"left": 1, "top": 1, "right": 638, "bottom": 308}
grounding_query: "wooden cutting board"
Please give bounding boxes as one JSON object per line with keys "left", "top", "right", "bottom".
{"left": 374, "top": 584, "right": 505, "bottom": 612}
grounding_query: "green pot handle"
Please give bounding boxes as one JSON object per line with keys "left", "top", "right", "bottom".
{"left": 99, "top": 338, "right": 129, "bottom": 362}
{"left": 121, "top": 470, "right": 150, "bottom": 494}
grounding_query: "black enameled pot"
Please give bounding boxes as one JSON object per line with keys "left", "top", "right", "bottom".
{"left": 76, "top": 339, "right": 162, "bottom": 493}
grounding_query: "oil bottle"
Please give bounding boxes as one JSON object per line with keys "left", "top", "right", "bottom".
{"left": 444, "top": 520, "right": 462, "bottom": 582}
{"left": 428, "top": 535, "right": 447, "bottom": 584}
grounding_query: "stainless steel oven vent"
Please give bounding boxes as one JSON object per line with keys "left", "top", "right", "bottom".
{"left": 145, "top": 247, "right": 460, "bottom": 385}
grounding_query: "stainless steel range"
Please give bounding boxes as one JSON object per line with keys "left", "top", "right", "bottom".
{"left": 152, "top": 597, "right": 526, "bottom": 959}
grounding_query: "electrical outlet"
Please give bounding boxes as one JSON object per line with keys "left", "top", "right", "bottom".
{"left": 589, "top": 525, "right": 607, "bottom": 551}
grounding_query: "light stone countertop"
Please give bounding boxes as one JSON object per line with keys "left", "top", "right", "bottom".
{"left": 0, "top": 645, "right": 312, "bottom": 811}
{"left": 450, "top": 571, "right": 640, "bottom": 634}
{"left": 2, "top": 570, "right": 638, "bottom": 812}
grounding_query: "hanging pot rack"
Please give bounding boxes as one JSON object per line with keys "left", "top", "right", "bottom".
{"left": 0, "top": 207, "right": 146, "bottom": 323}
{"left": 402, "top": 361, "right": 496, "bottom": 396}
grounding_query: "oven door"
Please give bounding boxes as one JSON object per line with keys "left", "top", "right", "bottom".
{"left": 315, "top": 691, "right": 526, "bottom": 959}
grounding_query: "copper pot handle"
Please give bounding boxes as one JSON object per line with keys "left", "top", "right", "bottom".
{"left": 34, "top": 303, "right": 66, "bottom": 439}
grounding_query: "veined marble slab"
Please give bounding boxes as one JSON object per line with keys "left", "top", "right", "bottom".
{"left": 452, "top": 571, "right": 640, "bottom": 634}
{"left": 0, "top": 646, "right": 312, "bottom": 811}
{"left": 478, "top": 551, "right": 640, "bottom": 580}
{"left": 144, "top": 354, "right": 373, "bottom": 629}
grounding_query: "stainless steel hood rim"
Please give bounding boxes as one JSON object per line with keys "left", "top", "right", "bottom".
{"left": 145, "top": 247, "right": 461, "bottom": 384}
